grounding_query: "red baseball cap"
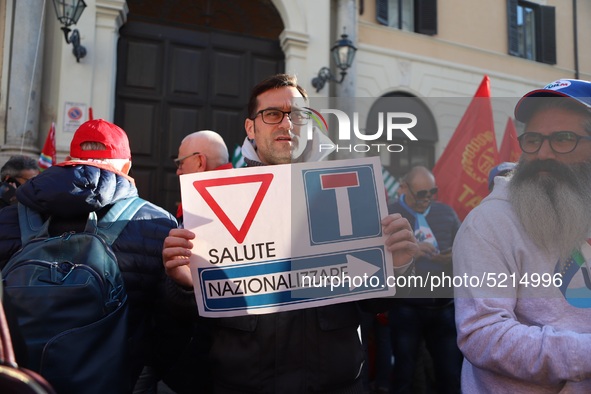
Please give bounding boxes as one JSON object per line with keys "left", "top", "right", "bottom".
{"left": 70, "top": 119, "right": 131, "bottom": 159}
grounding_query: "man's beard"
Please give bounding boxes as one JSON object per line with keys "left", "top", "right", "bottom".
{"left": 509, "top": 159, "right": 591, "bottom": 261}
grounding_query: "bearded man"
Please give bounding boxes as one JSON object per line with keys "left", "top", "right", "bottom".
{"left": 454, "top": 79, "right": 591, "bottom": 393}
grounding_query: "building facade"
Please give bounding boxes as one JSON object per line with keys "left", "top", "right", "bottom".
{"left": 1, "top": 0, "right": 589, "bottom": 214}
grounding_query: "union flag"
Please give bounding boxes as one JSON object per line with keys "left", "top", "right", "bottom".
{"left": 432, "top": 75, "right": 499, "bottom": 221}
{"left": 38, "top": 122, "right": 56, "bottom": 170}
{"left": 499, "top": 117, "right": 521, "bottom": 163}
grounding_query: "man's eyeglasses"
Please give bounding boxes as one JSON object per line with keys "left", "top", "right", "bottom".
{"left": 517, "top": 131, "right": 591, "bottom": 154}
{"left": 408, "top": 185, "right": 438, "bottom": 200}
{"left": 253, "top": 108, "right": 311, "bottom": 126}
{"left": 173, "top": 152, "right": 200, "bottom": 169}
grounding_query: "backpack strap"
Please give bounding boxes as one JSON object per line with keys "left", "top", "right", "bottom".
{"left": 17, "top": 203, "right": 49, "bottom": 244}
{"left": 18, "top": 197, "right": 147, "bottom": 245}
{"left": 93, "top": 197, "right": 147, "bottom": 246}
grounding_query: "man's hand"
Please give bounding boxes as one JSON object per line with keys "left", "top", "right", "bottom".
{"left": 430, "top": 249, "right": 452, "bottom": 264}
{"left": 381, "top": 214, "right": 418, "bottom": 267}
{"left": 162, "top": 228, "right": 195, "bottom": 288}
{"left": 417, "top": 242, "right": 439, "bottom": 259}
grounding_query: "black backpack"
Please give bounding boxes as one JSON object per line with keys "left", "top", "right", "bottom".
{"left": 2, "top": 197, "right": 145, "bottom": 394}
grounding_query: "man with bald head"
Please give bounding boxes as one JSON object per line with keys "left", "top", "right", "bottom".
{"left": 388, "top": 166, "right": 462, "bottom": 394}
{"left": 172, "top": 130, "right": 233, "bottom": 221}
{"left": 174, "top": 130, "right": 232, "bottom": 176}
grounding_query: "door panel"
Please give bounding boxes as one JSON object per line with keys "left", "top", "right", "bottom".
{"left": 122, "top": 40, "right": 164, "bottom": 93}
{"left": 168, "top": 47, "right": 208, "bottom": 98}
{"left": 116, "top": 21, "right": 284, "bottom": 215}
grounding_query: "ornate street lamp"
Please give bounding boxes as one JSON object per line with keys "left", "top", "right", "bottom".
{"left": 311, "top": 33, "right": 357, "bottom": 93}
{"left": 51, "top": 0, "right": 87, "bottom": 62}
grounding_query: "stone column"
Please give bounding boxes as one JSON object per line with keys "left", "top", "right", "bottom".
{"left": 335, "top": 0, "right": 357, "bottom": 99}
{"left": 5, "top": 0, "right": 45, "bottom": 156}
{"left": 93, "top": 0, "right": 128, "bottom": 121}
{"left": 334, "top": 0, "right": 358, "bottom": 160}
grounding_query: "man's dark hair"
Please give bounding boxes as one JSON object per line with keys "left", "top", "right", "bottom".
{"left": 246, "top": 74, "right": 308, "bottom": 119}
{"left": 1, "top": 155, "right": 40, "bottom": 179}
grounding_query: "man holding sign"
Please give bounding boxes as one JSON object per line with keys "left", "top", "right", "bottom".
{"left": 163, "top": 74, "right": 417, "bottom": 393}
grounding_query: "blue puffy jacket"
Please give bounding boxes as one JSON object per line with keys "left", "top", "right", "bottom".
{"left": 0, "top": 164, "right": 178, "bottom": 389}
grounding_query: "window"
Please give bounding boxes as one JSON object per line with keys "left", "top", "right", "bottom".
{"left": 376, "top": 0, "right": 437, "bottom": 35}
{"left": 507, "top": 0, "right": 556, "bottom": 64}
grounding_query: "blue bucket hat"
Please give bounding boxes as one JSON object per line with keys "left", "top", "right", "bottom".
{"left": 514, "top": 79, "right": 591, "bottom": 122}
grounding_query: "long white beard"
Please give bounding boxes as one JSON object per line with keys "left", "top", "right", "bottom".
{"left": 509, "top": 160, "right": 591, "bottom": 261}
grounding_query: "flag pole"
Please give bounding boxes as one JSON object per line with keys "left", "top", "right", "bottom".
{"left": 38, "top": 122, "right": 56, "bottom": 170}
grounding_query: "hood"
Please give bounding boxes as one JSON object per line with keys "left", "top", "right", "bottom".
{"left": 241, "top": 125, "right": 336, "bottom": 164}
{"left": 482, "top": 175, "right": 511, "bottom": 205}
{"left": 16, "top": 164, "right": 138, "bottom": 216}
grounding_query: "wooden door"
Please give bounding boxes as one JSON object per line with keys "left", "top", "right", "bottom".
{"left": 115, "top": 18, "right": 284, "bottom": 215}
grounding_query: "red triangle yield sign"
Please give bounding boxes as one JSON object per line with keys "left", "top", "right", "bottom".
{"left": 193, "top": 173, "right": 274, "bottom": 243}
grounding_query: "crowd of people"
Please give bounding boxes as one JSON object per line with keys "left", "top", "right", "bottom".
{"left": 1, "top": 75, "right": 590, "bottom": 393}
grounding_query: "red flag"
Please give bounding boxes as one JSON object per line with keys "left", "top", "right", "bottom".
{"left": 432, "top": 76, "right": 499, "bottom": 221}
{"left": 499, "top": 117, "right": 521, "bottom": 163}
{"left": 38, "top": 122, "right": 56, "bottom": 170}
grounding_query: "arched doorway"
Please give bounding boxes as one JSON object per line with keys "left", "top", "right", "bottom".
{"left": 115, "top": 0, "right": 285, "bottom": 215}
{"left": 365, "top": 92, "right": 438, "bottom": 180}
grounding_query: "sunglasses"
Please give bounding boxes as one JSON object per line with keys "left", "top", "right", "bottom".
{"left": 408, "top": 185, "right": 438, "bottom": 200}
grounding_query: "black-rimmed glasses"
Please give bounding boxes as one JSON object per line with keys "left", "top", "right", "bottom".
{"left": 253, "top": 108, "right": 311, "bottom": 125}
{"left": 518, "top": 131, "right": 591, "bottom": 154}
{"left": 408, "top": 185, "right": 438, "bottom": 200}
{"left": 173, "top": 152, "right": 200, "bottom": 169}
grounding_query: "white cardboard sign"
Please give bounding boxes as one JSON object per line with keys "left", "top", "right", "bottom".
{"left": 180, "top": 157, "right": 396, "bottom": 317}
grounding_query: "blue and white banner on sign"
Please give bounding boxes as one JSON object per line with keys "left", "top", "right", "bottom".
{"left": 180, "top": 156, "right": 396, "bottom": 317}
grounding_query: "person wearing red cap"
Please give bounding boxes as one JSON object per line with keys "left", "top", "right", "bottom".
{"left": 454, "top": 79, "right": 591, "bottom": 392}
{"left": 64, "top": 118, "right": 134, "bottom": 176}
{"left": 69, "top": 118, "right": 133, "bottom": 159}
{"left": 0, "top": 119, "right": 178, "bottom": 393}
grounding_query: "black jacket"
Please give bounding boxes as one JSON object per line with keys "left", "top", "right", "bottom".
{"left": 0, "top": 164, "right": 177, "bottom": 388}
{"left": 163, "top": 157, "right": 410, "bottom": 394}
{"left": 165, "top": 278, "right": 366, "bottom": 394}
